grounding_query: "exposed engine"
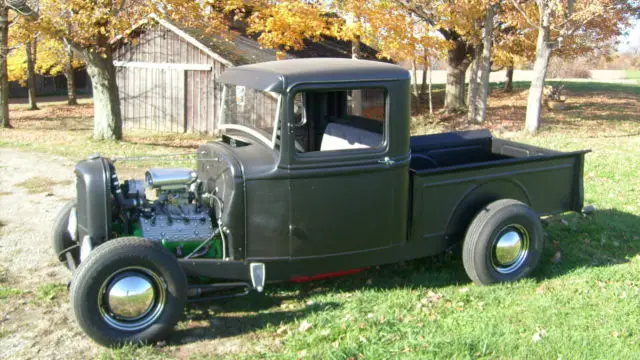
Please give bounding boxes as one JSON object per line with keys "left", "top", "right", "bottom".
{"left": 115, "top": 167, "right": 220, "bottom": 258}
{"left": 135, "top": 168, "right": 214, "bottom": 243}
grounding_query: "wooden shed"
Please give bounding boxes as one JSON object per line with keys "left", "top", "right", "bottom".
{"left": 113, "top": 16, "right": 381, "bottom": 134}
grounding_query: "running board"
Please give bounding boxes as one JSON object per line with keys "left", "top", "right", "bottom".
{"left": 187, "top": 282, "right": 251, "bottom": 303}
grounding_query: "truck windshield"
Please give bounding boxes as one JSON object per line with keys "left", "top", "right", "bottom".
{"left": 218, "top": 84, "right": 281, "bottom": 148}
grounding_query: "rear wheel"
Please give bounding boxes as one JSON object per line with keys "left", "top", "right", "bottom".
{"left": 70, "top": 237, "right": 187, "bottom": 346}
{"left": 52, "top": 200, "right": 79, "bottom": 270}
{"left": 462, "top": 199, "right": 544, "bottom": 285}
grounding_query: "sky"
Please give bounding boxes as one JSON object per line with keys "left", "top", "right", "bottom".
{"left": 617, "top": 19, "right": 640, "bottom": 53}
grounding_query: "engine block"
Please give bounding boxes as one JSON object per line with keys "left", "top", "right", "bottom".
{"left": 139, "top": 204, "right": 214, "bottom": 242}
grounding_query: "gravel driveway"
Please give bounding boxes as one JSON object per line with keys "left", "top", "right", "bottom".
{"left": 0, "top": 149, "right": 98, "bottom": 359}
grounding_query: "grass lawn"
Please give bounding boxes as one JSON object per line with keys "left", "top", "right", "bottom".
{"left": 627, "top": 70, "right": 640, "bottom": 84}
{"left": 2, "top": 83, "right": 640, "bottom": 359}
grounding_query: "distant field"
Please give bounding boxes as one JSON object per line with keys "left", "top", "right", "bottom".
{"left": 627, "top": 70, "right": 640, "bottom": 84}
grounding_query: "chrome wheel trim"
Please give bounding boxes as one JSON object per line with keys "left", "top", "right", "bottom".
{"left": 98, "top": 267, "right": 167, "bottom": 332}
{"left": 491, "top": 224, "right": 530, "bottom": 274}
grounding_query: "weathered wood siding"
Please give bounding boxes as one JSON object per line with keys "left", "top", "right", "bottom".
{"left": 114, "top": 26, "right": 226, "bottom": 133}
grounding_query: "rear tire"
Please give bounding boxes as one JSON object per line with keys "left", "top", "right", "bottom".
{"left": 70, "top": 237, "right": 187, "bottom": 346}
{"left": 52, "top": 200, "right": 79, "bottom": 270}
{"left": 462, "top": 199, "right": 544, "bottom": 285}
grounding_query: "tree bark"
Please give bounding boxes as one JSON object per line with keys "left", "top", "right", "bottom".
{"left": 0, "top": 6, "right": 9, "bottom": 128}
{"left": 526, "top": 7, "right": 554, "bottom": 134}
{"left": 476, "top": 5, "right": 495, "bottom": 123}
{"left": 26, "top": 40, "right": 39, "bottom": 110}
{"left": 411, "top": 60, "right": 421, "bottom": 114}
{"left": 65, "top": 49, "right": 78, "bottom": 105}
{"left": 84, "top": 48, "right": 122, "bottom": 140}
{"left": 504, "top": 65, "right": 514, "bottom": 92}
{"left": 419, "top": 54, "right": 427, "bottom": 99}
{"left": 350, "top": 35, "right": 363, "bottom": 116}
{"left": 467, "top": 58, "right": 479, "bottom": 122}
{"left": 444, "top": 39, "right": 473, "bottom": 112}
{"left": 427, "top": 67, "right": 433, "bottom": 116}
{"left": 351, "top": 35, "right": 361, "bottom": 60}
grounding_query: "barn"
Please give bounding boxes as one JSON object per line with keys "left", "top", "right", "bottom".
{"left": 113, "top": 16, "right": 380, "bottom": 134}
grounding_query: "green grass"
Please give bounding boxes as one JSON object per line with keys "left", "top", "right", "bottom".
{"left": 0, "top": 287, "right": 26, "bottom": 300}
{"left": 626, "top": 70, "right": 640, "bottom": 84}
{"left": 4, "top": 82, "right": 640, "bottom": 359}
{"left": 15, "top": 177, "right": 73, "bottom": 194}
{"left": 35, "top": 283, "right": 67, "bottom": 302}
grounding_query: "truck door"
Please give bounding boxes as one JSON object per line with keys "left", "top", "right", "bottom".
{"left": 286, "top": 86, "right": 410, "bottom": 259}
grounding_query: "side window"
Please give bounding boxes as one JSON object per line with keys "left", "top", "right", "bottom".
{"left": 294, "top": 87, "right": 387, "bottom": 154}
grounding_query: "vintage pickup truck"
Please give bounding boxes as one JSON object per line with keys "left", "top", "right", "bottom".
{"left": 53, "top": 58, "right": 588, "bottom": 346}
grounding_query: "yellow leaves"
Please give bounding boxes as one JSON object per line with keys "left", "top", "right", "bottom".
{"left": 248, "top": 0, "right": 331, "bottom": 52}
{"left": 7, "top": 50, "right": 28, "bottom": 84}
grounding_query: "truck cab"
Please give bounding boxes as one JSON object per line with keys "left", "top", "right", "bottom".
{"left": 205, "top": 58, "right": 412, "bottom": 276}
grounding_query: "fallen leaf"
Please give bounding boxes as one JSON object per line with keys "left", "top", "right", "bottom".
{"left": 276, "top": 325, "right": 288, "bottom": 334}
{"left": 536, "top": 284, "right": 546, "bottom": 295}
{"left": 532, "top": 328, "right": 547, "bottom": 343}
{"left": 298, "top": 321, "right": 313, "bottom": 332}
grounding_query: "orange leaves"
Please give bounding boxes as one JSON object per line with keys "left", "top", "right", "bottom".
{"left": 33, "top": 0, "right": 232, "bottom": 54}
{"left": 248, "top": 0, "right": 330, "bottom": 52}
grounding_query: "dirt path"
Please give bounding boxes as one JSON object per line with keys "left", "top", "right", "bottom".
{"left": 0, "top": 149, "right": 98, "bottom": 359}
{"left": 0, "top": 149, "right": 283, "bottom": 360}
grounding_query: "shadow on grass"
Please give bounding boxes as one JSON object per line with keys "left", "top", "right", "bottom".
{"left": 167, "top": 207, "right": 640, "bottom": 345}
{"left": 169, "top": 300, "right": 341, "bottom": 344}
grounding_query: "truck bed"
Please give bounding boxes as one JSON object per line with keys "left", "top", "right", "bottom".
{"left": 408, "top": 129, "right": 588, "bottom": 255}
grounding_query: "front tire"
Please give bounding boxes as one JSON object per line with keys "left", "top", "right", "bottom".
{"left": 70, "top": 237, "right": 187, "bottom": 346}
{"left": 462, "top": 199, "right": 544, "bottom": 285}
{"left": 52, "top": 200, "right": 79, "bottom": 270}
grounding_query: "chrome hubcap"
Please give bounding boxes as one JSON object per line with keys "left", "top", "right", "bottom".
{"left": 107, "top": 275, "right": 155, "bottom": 320}
{"left": 99, "top": 267, "right": 166, "bottom": 332}
{"left": 491, "top": 225, "right": 530, "bottom": 274}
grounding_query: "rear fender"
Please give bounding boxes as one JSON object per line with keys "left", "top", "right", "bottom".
{"left": 444, "top": 179, "right": 531, "bottom": 244}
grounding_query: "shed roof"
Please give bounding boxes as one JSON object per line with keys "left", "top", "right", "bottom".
{"left": 219, "top": 58, "right": 410, "bottom": 92}
{"left": 120, "top": 15, "right": 383, "bottom": 66}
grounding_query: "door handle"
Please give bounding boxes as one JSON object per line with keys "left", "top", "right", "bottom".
{"left": 378, "top": 157, "right": 395, "bottom": 166}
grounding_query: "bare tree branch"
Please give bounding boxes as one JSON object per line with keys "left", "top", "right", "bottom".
{"left": 509, "top": 0, "right": 539, "bottom": 29}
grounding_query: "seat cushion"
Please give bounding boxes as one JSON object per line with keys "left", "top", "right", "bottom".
{"left": 320, "top": 122, "right": 382, "bottom": 151}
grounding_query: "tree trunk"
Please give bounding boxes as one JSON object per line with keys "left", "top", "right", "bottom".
{"left": 65, "top": 50, "right": 78, "bottom": 105}
{"left": 504, "top": 65, "right": 514, "bottom": 92}
{"left": 26, "top": 40, "right": 39, "bottom": 110}
{"left": 0, "top": 6, "right": 9, "bottom": 128}
{"left": 351, "top": 35, "right": 361, "bottom": 60}
{"left": 349, "top": 35, "right": 363, "bottom": 116}
{"left": 411, "top": 60, "right": 421, "bottom": 114}
{"left": 445, "top": 40, "right": 473, "bottom": 112}
{"left": 525, "top": 6, "right": 554, "bottom": 135}
{"left": 84, "top": 49, "right": 122, "bottom": 140}
{"left": 419, "top": 54, "right": 427, "bottom": 98}
{"left": 428, "top": 67, "right": 433, "bottom": 115}
{"left": 467, "top": 57, "right": 480, "bottom": 122}
{"left": 476, "top": 5, "right": 495, "bottom": 123}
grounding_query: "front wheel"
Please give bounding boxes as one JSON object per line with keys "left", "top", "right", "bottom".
{"left": 52, "top": 200, "right": 79, "bottom": 270}
{"left": 462, "top": 199, "right": 544, "bottom": 285}
{"left": 70, "top": 237, "right": 187, "bottom": 346}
